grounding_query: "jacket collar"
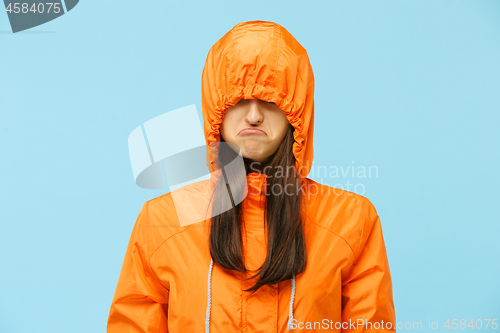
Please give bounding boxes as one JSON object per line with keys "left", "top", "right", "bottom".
{"left": 246, "top": 172, "right": 268, "bottom": 197}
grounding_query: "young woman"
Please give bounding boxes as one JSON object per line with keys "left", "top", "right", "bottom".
{"left": 107, "top": 20, "right": 396, "bottom": 332}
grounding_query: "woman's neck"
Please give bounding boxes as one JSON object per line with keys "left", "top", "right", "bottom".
{"left": 245, "top": 159, "right": 269, "bottom": 175}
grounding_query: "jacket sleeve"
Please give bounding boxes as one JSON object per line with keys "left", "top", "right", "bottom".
{"left": 107, "top": 201, "right": 170, "bottom": 333}
{"left": 341, "top": 197, "right": 396, "bottom": 332}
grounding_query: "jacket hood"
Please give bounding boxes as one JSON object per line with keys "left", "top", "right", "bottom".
{"left": 201, "top": 20, "right": 315, "bottom": 181}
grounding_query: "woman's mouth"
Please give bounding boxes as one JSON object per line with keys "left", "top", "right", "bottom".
{"left": 238, "top": 128, "right": 267, "bottom": 135}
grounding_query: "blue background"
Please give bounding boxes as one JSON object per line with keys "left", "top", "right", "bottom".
{"left": 1, "top": 0, "right": 499, "bottom": 332}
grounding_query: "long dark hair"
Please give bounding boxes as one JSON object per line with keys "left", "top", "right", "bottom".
{"left": 208, "top": 123, "right": 307, "bottom": 293}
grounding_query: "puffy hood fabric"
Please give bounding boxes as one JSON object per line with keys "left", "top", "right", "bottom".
{"left": 201, "top": 20, "right": 315, "bottom": 182}
{"left": 201, "top": 20, "right": 313, "bottom": 332}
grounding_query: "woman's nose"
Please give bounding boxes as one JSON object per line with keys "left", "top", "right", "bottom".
{"left": 245, "top": 99, "right": 264, "bottom": 124}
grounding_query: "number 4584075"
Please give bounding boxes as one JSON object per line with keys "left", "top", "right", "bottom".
{"left": 6, "top": 3, "right": 61, "bottom": 14}
{"left": 444, "top": 319, "right": 498, "bottom": 330}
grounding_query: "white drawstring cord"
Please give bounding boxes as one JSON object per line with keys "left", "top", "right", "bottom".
{"left": 287, "top": 275, "right": 296, "bottom": 330}
{"left": 205, "top": 257, "right": 296, "bottom": 332}
{"left": 205, "top": 258, "right": 214, "bottom": 333}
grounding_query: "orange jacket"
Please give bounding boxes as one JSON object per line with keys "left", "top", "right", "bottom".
{"left": 107, "top": 21, "right": 396, "bottom": 332}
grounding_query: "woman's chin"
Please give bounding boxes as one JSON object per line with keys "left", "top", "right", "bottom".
{"left": 242, "top": 150, "right": 268, "bottom": 163}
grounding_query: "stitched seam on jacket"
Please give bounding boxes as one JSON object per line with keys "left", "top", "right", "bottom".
{"left": 304, "top": 213, "right": 355, "bottom": 258}
{"left": 340, "top": 196, "right": 368, "bottom": 282}
{"left": 354, "top": 196, "right": 380, "bottom": 262}
{"left": 243, "top": 216, "right": 249, "bottom": 333}
{"left": 146, "top": 201, "right": 170, "bottom": 292}
{"left": 355, "top": 197, "right": 366, "bottom": 262}
{"left": 269, "top": 25, "right": 282, "bottom": 90}
{"left": 227, "top": 40, "right": 233, "bottom": 88}
{"left": 149, "top": 223, "right": 197, "bottom": 260}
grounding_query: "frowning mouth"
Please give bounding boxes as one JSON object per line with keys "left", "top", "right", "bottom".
{"left": 238, "top": 128, "right": 267, "bottom": 135}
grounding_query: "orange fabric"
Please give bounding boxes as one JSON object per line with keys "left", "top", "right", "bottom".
{"left": 107, "top": 20, "right": 396, "bottom": 332}
{"left": 201, "top": 20, "right": 315, "bottom": 182}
